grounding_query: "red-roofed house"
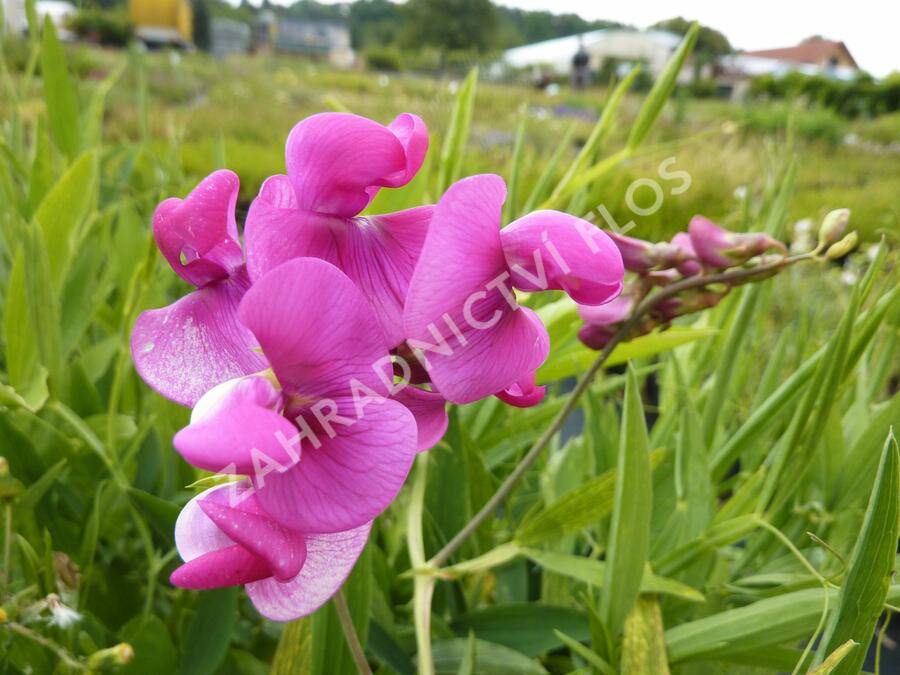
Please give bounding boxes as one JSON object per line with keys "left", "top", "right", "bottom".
{"left": 716, "top": 37, "right": 860, "bottom": 99}
{"left": 744, "top": 38, "right": 858, "bottom": 70}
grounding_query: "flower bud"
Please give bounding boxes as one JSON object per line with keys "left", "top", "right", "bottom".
{"left": 817, "top": 208, "right": 850, "bottom": 250}
{"left": 689, "top": 215, "right": 786, "bottom": 269}
{"left": 606, "top": 232, "right": 658, "bottom": 272}
{"left": 87, "top": 643, "right": 134, "bottom": 669}
{"left": 670, "top": 232, "right": 701, "bottom": 276}
{"left": 826, "top": 231, "right": 858, "bottom": 260}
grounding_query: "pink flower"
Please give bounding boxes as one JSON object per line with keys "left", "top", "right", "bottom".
{"left": 689, "top": 215, "right": 787, "bottom": 268}
{"left": 403, "top": 174, "right": 623, "bottom": 404}
{"left": 607, "top": 231, "right": 689, "bottom": 273}
{"left": 577, "top": 295, "right": 634, "bottom": 349}
{"left": 172, "top": 258, "right": 418, "bottom": 534}
{"left": 670, "top": 232, "right": 702, "bottom": 277}
{"left": 131, "top": 171, "right": 267, "bottom": 407}
{"left": 171, "top": 482, "right": 370, "bottom": 621}
{"left": 244, "top": 112, "right": 433, "bottom": 348}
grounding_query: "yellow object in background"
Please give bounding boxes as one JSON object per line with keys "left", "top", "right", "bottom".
{"left": 129, "top": 0, "right": 193, "bottom": 45}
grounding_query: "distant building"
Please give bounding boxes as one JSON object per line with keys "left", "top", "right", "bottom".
{"left": 273, "top": 18, "right": 353, "bottom": 67}
{"left": 717, "top": 38, "right": 860, "bottom": 99}
{"left": 129, "top": 0, "right": 192, "bottom": 48}
{"left": 499, "top": 29, "right": 691, "bottom": 82}
{"left": 2, "top": 0, "right": 27, "bottom": 34}
{"left": 211, "top": 17, "right": 251, "bottom": 59}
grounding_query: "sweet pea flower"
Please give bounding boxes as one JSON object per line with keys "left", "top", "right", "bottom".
{"left": 689, "top": 215, "right": 787, "bottom": 269}
{"left": 131, "top": 171, "right": 267, "bottom": 406}
{"left": 171, "top": 482, "right": 370, "bottom": 621}
{"left": 244, "top": 112, "right": 433, "bottom": 348}
{"left": 577, "top": 295, "right": 634, "bottom": 350}
{"left": 173, "top": 257, "right": 420, "bottom": 533}
{"left": 403, "top": 174, "right": 624, "bottom": 404}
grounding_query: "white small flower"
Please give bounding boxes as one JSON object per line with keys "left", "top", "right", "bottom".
{"left": 46, "top": 595, "right": 82, "bottom": 629}
{"left": 733, "top": 185, "right": 748, "bottom": 200}
{"left": 840, "top": 270, "right": 859, "bottom": 286}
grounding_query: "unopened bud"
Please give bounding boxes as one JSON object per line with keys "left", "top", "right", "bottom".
{"left": 0, "top": 459, "right": 23, "bottom": 499}
{"left": 818, "top": 209, "right": 850, "bottom": 250}
{"left": 0, "top": 607, "right": 7, "bottom": 624}
{"left": 826, "top": 231, "right": 858, "bottom": 260}
{"left": 87, "top": 643, "right": 134, "bottom": 669}
{"left": 0, "top": 458, "right": 8, "bottom": 476}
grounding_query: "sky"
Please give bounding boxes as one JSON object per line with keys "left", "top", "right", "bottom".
{"left": 233, "top": 0, "right": 899, "bottom": 76}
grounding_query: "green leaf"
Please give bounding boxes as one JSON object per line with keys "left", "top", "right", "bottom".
{"left": 429, "top": 638, "right": 546, "bottom": 675}
{"left": 35, "top": 150, "right": 98, "bottom": 289}
{"left": 26, "top": 116, "right": 55, "bottom": 218}
{"left": 814, "top": 431, "right": 899, "bottom": 673}
{"left": 41, "top": 16, "right": 80, "bottom": 159}
{"left": 127, "top": 488, "right": 180, "bottom": 542}
{"left": 502, "top": 104, "right": 527, "bottom": 223}
{"left": 522, "top": 549, "right": 704, "bottom": 603}
{"left": 436, "top": 67, "right": 478, "bottom": 194}
{"left": 600, "top": 365, "right": 652, "bottom": 637}
{"left": 22, "top": 222, "right": 64, "bottom": 395}
{"left": 271, "top": 619, "right": 311, "bottom": 675}
{"left": 666, "top": 585, "right": 900, "bottom": 663}
{"left": 456, "top": 631, "right": 477, "bottom": 675}
{"left": 538, "top": 326, "right": 717, "bottom": 384}
{"left": 181, "top": 587, "right": 239, "bottom": 675}
{"left": 515, "top": 448, "right": 665, "bottom": 545}
{"left": 553, "top": 630, "right": 615, "bottom": 675}
{"left": 622, "top": 596, "right": 670, "bottom": 675}
{"left": 451, "top": 604, "right": 588, "bottom": 658}
{"left": 5, "top": 250, "right": 48, "bottom": 410}
{"left": 120, "top": 615, "right": 179, "bottom": 675}
{"left": 627, "top": 23, "right": 699, "bottom": 149}
{"left": 542, "top": 66, "right": 640, "bottom": 209}
{"left": 16, "top": 458, "right": 66, "bottom": 512}
{"left": 522, "top": 122, "right": 575, "bottom": 213}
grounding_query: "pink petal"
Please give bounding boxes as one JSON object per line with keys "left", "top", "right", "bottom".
{"left": 501, "top": 211, "right": 624, "bottom": 305}
{"left": 245, "top": 179, "right": 433, "bottom": 347}
{"left": 173, "top": 376, "right": 300, "bottom": 476}
{"left": 246, "top": 522, "right": 371, "bottom": 621}
{"left": 577, "top": 294, "right": 634, "bottom": 326}
{"left": 238, "top": 258, "right": 392, "bottom": 399}
{"left": 404, "top": 175, "right": 550, "bottom": 403}
{"left": 285, "top": 112, "right": 428, "bottom": 218}
{"left": 671, "top": 232, "right": 702, "bottom": 276}
{"left": 255, "top": 397, "right": 416, "bottom": 533}
{"left": 495, "top": 371, "right": 546, "bottom": 408}
{"left": 170, "top": 544, "right": 271, "bottom": 589}
{"left": 392, "top": 386, "right": 448, "bottom": 452}
{"left": 130, "top": 269, "right": 267, "bottom": 407}
{"left": 153, "top": 170, "right": 243, "bottom": 288}
{"left": 199, "top": 499, "right": 307, "bottom": 581}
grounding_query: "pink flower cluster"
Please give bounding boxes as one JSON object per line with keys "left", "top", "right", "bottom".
{"left": 579, "top": 216, "right": 786, "bottom": 349}
{"left": 130, "top": 112, "right": 624, "bottom": 620}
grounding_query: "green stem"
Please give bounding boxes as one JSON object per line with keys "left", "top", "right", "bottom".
{"left": 2, "top": 501, "right": 11, "bottom": 591}
{"left": 5, "top": 622, "right": 87, "bottom": 671}
{"left": 333, "top": 588, "right": 372, "bottom": 675}
{"left": 407, "top": 454, "right": 435, "bottom": 675}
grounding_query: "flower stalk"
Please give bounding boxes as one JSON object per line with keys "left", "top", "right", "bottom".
{"left": 333, "top": 588, "right": 373, "bottom": 675}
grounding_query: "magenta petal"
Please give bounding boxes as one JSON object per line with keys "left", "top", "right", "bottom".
{"left": 404, "top": 175, "right": 550, "bottom": 403}
{"left": 501, "top": 210, "right": 624, "bottom": 305}
{"left": 131, "top": 269, "right": 267, "bottom": 407}
{"left": 578, "top": 294, "right": 634, "bottom": 326}
{"left": 256, "top": 397, "right": 416, "bottom": 533}
{"left": 495, "top": 371, "right": 546, "bottom": 408}
{"left": 392, "top": 386, "right": 448, "bottom": 452}
{"left": 170, "top": 544, "right": 271, "bottom": 589}
{"left": 245, "top": 182, "right": 433, "bottom": 347}
{"left": 153, "top": 170, "right": 243, "bottom": 287}
{"left": 239, "top": 258, "right": 392, "bottom": 399}
{"left": 285, "top": 112, "right": 427, "bottom": 218}
{"left": 199, "top": 499, "right": 307, "bottom": 581}
{"left": 246, "top": 522, "right": 371, "bottom": 621}
{"left": 173, "top": 376, "right": 300, "bottom": 477}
